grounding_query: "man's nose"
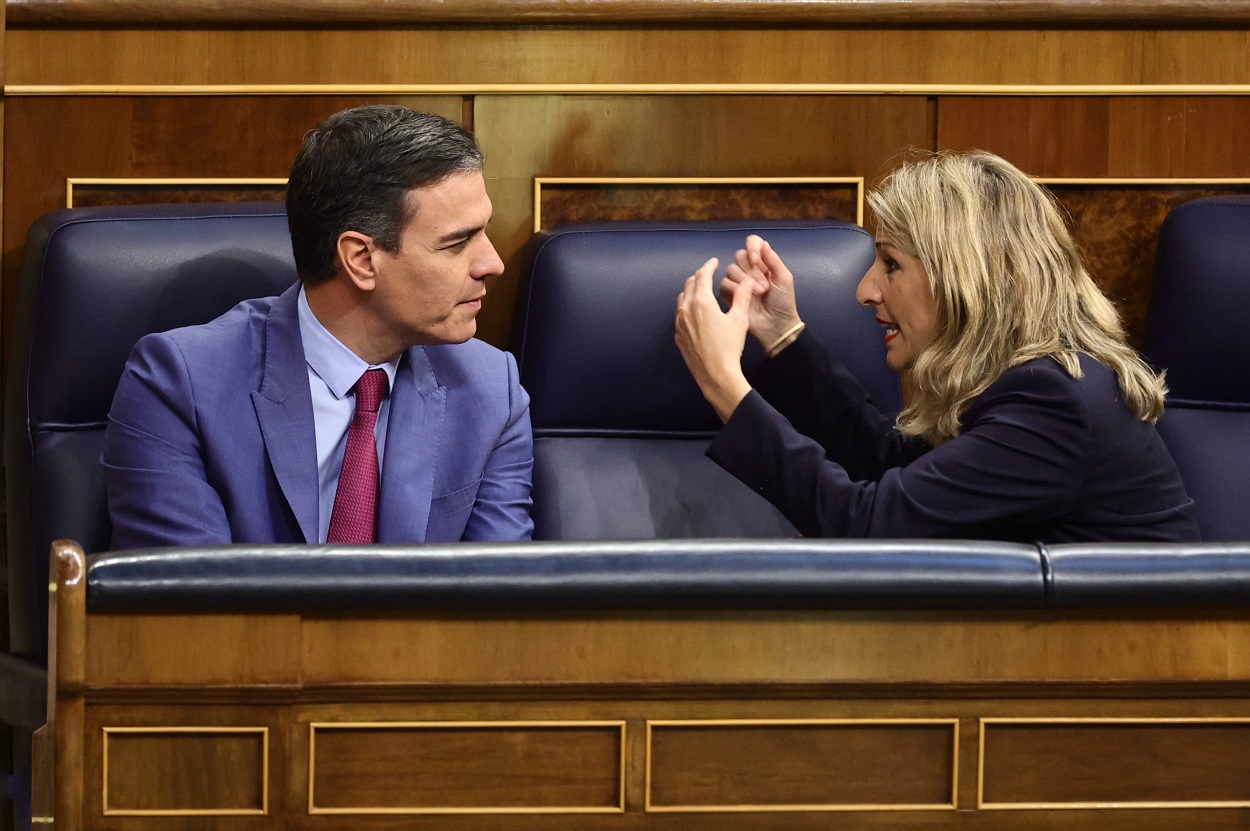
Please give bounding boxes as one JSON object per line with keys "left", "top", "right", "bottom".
{"left": 476, "top": 238, "right": 505, "bottom": 279}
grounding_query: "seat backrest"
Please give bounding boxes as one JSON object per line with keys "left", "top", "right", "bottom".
{"left": 4, "top": 202, "right": 297, "bottom": 659}
{"left": 1140, "top": 195, "right": 1250, "bottom": 541}
{"left": 512, "top": 220, "right": 898, "bottom": 540}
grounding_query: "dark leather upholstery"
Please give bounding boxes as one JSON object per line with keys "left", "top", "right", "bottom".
{"left": 1140, "top": 195, "right": 1250, "bottom": 541}
{"left": 87, "top": 540, "right": 1044, "bottom": 611}
{"left": 512, "top": 220, "right": 899, "bottom": 540}
{"left": 4, "top": 202, "right": 296, "bottom": 659}
{"left": 1044, "top": 543, "right": 1250, "bottom": 607}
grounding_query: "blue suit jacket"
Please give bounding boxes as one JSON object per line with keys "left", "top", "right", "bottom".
{"left": 103, "top": 284, "right": 533, "bottom": 548}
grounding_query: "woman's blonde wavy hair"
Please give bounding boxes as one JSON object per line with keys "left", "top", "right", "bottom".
{"left": 866, "top": 150, "right": 1166, "bottom": 445}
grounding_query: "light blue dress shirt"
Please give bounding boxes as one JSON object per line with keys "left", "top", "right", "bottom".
{"left": 297, "top": 287, "right": 401, "bottom": 543}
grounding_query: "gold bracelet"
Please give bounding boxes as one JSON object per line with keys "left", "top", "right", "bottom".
{"left": 765, "top": 321, "right": 806, "bottom": 358}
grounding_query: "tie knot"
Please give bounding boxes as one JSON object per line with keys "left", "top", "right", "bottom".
{"left": 354, "top": 368, "right": 388, "bottom": 414}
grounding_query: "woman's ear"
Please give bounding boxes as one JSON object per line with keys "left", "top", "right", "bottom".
{"left": 336, "top": 231, "right": 378, "bottom": 292}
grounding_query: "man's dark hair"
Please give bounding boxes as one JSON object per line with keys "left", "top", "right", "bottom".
{"left": 285, "top": 105, "right": 484, "bottom": 284}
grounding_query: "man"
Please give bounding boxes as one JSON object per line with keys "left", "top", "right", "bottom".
{"left": 102, "top": 105, "right": 533, "bottom": 547}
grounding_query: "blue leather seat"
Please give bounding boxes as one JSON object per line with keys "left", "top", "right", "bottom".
{"left": 5, "top": 203, "right": 296, "bottom": 663}
{"left": 512, "top": 220, "right": 899, "bottom": 540}
{"left": 1141, "top": 195, "right": 1250, "bottom": 541}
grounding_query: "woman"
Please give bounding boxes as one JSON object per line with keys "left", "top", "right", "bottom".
{"left": 674, "top": 151, "right": 1199, "bottom": 542}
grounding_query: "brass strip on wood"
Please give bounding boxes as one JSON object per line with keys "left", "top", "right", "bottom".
{"left": 9, "top": 83, "right": 1250, "bottom": 97}
{"left": 533, "top": 176, "right": 864, "bottom": 232}
{"left": 307, "top": 720, "right": 626, "bottom": 815}
{"left": 101, "top": 726, "right": 269, "bottom": 817}
{"left": 645, "top": 718, "right": 959, "bottom": 813}
{"left": 9, "top": 0, "right": 1250, "bottom": 28}
{"left": 977, "top": 717, "right": 1250, "bottom": 810}
{"left": 66, "top": 177, "right": 288, "bottom": 209}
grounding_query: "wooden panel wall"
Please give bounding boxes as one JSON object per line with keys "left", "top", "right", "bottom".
{"left": 3, "top": 8, "right": 1250, "bottom": 798}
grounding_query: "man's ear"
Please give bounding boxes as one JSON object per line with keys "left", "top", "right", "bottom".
{"left": 337, "top": 231, "right": 379, "bottom": 291}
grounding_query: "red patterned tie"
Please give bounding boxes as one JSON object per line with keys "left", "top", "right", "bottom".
{"left": 326, "top": 368, "right": 388, "bottom": 544}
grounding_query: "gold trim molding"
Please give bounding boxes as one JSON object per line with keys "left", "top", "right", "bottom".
{"left": 307, "top": 720, "right": 627, "bottom": 815}
{"left": 977, "top": 717, "right": 1250, "bottom": 810}
{"left": 9, "top": 0, "right": 1250, "bottom": 27}
{"left": 10, "top": 83, "right": 1250, "bottom": 98}
{"left": 101, "top": 726, "right": 269, "bottom": 817}
{"left": 644, "top": 718, "right": 960, "bottom": 813}
{"left": 533, "top": 176, "right": 864, "bottom": 233}
{"left": 66, "top": 177, "right": 288, "bottom": 209}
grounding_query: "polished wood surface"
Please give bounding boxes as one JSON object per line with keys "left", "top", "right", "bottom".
{"left": 980, "top": 721, "right": 1250, "bottom": 806}
{"left": 538, "top": 181, "right": 861, "bottom": 231}
{"left": 0, "top": 95, "right": 462, "bottom": 343}
{"left": 39, "top": 541, "right": 1250, "bottom": 829}
{"left": 9, "top": 30, "right": 1250, "bottom": 88}
{"left": 102, "top": 729, "right": 266, "bottom": 813}
{"left": 9, "top": 0, "right": 1250, "bottom": 27}
{"left": 647, "top": 721, "right": 955, "bottom": 809}
{"left": 310, "top": 723, "right": 623, "bottom": 812}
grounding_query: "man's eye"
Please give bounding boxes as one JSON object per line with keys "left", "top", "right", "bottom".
{"left": 445, "top": 239, "right": 471, "bottom": 252}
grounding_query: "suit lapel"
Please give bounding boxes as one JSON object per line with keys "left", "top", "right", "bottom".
{"left": 250, "top": 285, "right": 319, "bottom": 543}
{"left": 378, "top": 346, "right": 446, "bottom": 543}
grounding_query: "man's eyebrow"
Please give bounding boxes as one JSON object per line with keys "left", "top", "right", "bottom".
{"left": 436, "top": 224, "right": 486, "bottom": 245}
{"left": 437, "top": 218, "right": 490, "bottom": 244}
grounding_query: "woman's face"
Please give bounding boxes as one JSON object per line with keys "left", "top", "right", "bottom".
{"left": 856, "top": 237, "right": 940, "bottom": 372}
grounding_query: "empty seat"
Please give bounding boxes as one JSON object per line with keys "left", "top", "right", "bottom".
{"left": 1141, "top": 195, "right": 1250, "bottom": 541}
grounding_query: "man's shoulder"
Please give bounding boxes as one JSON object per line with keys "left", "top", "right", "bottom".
{"left": 418, "top": 338, "right": 521, "bottom": 398}
{"left": 135, "top": 294, "right": 282, "bottom": 360}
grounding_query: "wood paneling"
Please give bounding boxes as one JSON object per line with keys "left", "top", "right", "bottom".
{"left": 538, "top": 181, "right": 860, "bottom": 230}
{"left": 1045, "top": 183, "right": 1250, "bottom": 345}
{"left": 291, "top": 612, "right": 1250, "bottom": 687}
{"left": 9, "top": 30, "right": 1250, "bottom": 88}
{"left": 1, "top": 95, "right": 463, "bottom": 342}
{"left": 981, "top": 720, "right": 1250, "bottom": 806}
{"left": 309, "top": 723, "right": 623, "bottom": 813}
{"left": 647, "top": 721, "right": 955, "bottom": 810}
{"left": 68, "top": 181, "right": 285, "bottom": 208}
{"left": 102, "top": 728, "right": 266, "bottom": 814}
{"left": 937, "top": 97, "right": 1250, "bottom": 177}
{"left": 9, "top": 0, "right": 1250, "bottom": 27}
{"left": 475, "top": 94, "right": 929, "bottom": 346}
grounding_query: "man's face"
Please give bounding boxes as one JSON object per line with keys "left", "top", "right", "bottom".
{"left": 370, "top": 170, "right": 503, "bottom": 347}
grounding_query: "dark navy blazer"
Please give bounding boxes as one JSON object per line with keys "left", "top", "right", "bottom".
{"left": 102, "top": 284, "right": 534, "bottom": 549}
{"left": 708, "top": 331, "right": 1199, "bottom": 543}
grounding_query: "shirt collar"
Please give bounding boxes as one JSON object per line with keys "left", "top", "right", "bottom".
{"left": 297, "top": 285, "right": 400, "bottom": 400}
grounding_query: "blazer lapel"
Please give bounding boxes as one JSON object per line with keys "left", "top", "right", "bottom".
{"left": 378, "top": 346, "right": 446, "bottom": 543}
{"left": 250, "top": 285, "right": 319, "bottom": 543}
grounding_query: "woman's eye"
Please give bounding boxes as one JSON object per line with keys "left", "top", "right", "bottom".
{"left": 883, "top": 257, "right": 900, "bottom": 274}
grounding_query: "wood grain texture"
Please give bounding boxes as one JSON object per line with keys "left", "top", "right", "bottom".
{"left": 0, "top": 95, "right": 463, "bottom": 344}
{"left": 1047, "top": 184, "right": 1250, "bottom": 346}
{"left": 9, "top": 29, "right": 1250, "bottom": 87}
{"left": 70, "top": 184, "right": 285, "bottom": 208}
{"left": 937, "top": 97, "right": 1250, "bottom": 177}
{"left": 9, "top": 0, "right": 1250, "bottom": 27}
{"left": 310, "top": 724, "right": 622, "bottom": 811}
{"left": 539, "top": 183, "right": 860, "bottom": 230}
{"left": 648, "top": 722, "right": 954, "bottom": 808}
{"left": 475, "top": 94, "right": 930, "bottom": 346}
{"left": 103, "top": 729, "right": 266, "bottom": 813}
{"left": 981, "top": 722, "right": 1250, "bottom": 805}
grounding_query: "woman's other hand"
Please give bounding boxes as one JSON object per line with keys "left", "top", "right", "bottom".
{"left": 721, "top": 235, "right": 803, "bottom": 353}
{"left": 675, "top": 257, "right": 754, "bottom": 423}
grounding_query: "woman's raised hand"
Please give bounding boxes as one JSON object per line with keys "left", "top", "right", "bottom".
{"left": 675, "top": 257, "right": 754, "bottom": 423}
{"left": 720, "top": 235, "right": 803, "bottom": 350}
